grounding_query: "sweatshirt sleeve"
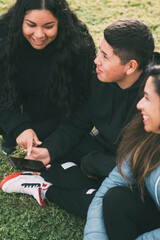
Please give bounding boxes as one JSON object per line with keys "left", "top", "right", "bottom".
{"left": 0, "top": 107, "right": 32, "bottom": 139}
{"left": 135, "top": 228, "right": 160, "bottom": 240}
{"left": 0, "top": 60, "right": 32, "bottom": 139}
{"left": 145, "top": 165, "right": 160, "bottom": 209}
{"left": 135, "top": 167, "right": 160, "bottom": 240}
{"left": 42, "top": 101, "right": 93, "bottom": 162}
{"left": 83, "top": 164, "right": 134, "bottom": 240}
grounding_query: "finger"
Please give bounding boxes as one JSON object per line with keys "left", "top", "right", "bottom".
{"left": 18, "top": 141, "right": 26, "bottom": 149}
{"left": 25, "top": 147, "right": 40, "bottom": 160}
{"left": 25, "top": 155, "right": 35, "bottom": 160}
{"left": 33, "top": 135, "right": 42, "bottom": 146}
{"left": 27, "top": 143, "right": 33, "bottom": 156}
{"left": 46, "top": 164, "right": 51, "bottom": 169}
{"left": 31, "top": 172, "right": 41, "bottom": 175}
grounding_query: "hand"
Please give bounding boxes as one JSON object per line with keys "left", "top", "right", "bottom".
{"left": 16, "top": 129, "right": 42, "bottom": 156}
{"left": 25, "top": 147, "right": 51, "bottom": 166}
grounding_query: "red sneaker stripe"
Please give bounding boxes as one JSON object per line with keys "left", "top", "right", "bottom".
{"left": 0, "top": 171, "right": 23, "bottom": 189}
{"left": 42, "top": 183, "right": 47, "bottom": 188}
{"left": 38, "top": 188, "right": 46, "bottom": 206}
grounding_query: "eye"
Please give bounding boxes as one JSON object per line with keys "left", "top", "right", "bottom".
{"left": 27, "top": 23, "right": 36, "bottom": 28}
{"left": 45, "top": 25, "right": 54, "bottom": 29}
{"left": 144, "top": 94, "right": 149, "bottom": 101}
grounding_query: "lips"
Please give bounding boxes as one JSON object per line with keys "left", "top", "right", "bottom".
{"left": 32, "top": 38, "right": 46, "bottom": 46}
{"left": 142, "top": 113, "right": 148, "bottom": 123}
{"left": 96, "top": 67, "right": 102, "bottom": 74}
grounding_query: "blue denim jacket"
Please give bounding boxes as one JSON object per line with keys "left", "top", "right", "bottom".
{"left": 83, "top": 162, "right": 160, "bottom": 240}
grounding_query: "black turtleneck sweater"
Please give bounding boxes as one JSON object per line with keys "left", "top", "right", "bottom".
{"left": 0, "top": 41, "right": 82, "bottom": 141}
{"left": 42, "top": 72, "right": 145, "bottom": 162}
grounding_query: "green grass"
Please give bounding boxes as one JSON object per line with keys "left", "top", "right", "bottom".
{"left": 0, "top": 136, "right": 85, "bottom": 240}
{"left": 0, "top": 0, "right": 160, "bottom": 239}
{"left": 68, "top": 0, "right": 160, "bottom": 51}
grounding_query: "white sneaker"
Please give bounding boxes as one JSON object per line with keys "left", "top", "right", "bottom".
{"left": 0, "top": 172, "right": 52, "bottom": 206}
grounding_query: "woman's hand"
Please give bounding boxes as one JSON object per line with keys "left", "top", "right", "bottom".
{"left": 16, "top": 129, "right": 42, "bottom": 156}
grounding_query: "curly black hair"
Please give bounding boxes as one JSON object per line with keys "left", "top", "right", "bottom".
{"left": 0, "top": 0, "right": 96, "bottom": 114}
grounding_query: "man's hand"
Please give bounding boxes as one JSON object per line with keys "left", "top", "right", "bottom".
{"left": 26, "top": 147, "right": 51, "bottom": 166}
{"left": 16, "top": 129, "right": 42, "bottom": 156}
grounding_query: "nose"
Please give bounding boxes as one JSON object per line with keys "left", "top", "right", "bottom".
{"left": 94, "top": 50, "right": 101, "bottom": 65}
{"left": 136, "top": 97, "right": 144, "bottom": 110}
{"left": 34, "top": 27, "right": 45, "bottom": 39}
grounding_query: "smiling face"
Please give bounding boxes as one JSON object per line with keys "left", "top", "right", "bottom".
{"left": 137, "top": 76, "right": 160, "bottom": 134}
{"left": 22, "top": 9, "right": 58, "bottom": 50}
{"left": 94, "top": 38, "right": 129, "bottom": 87}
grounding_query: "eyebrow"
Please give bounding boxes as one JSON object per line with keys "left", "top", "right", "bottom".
{"left": 99, "top": 47, "right": 108, "bottom": 58}
{"left": 25, "top": 19, "right": 55, "bottom": 25}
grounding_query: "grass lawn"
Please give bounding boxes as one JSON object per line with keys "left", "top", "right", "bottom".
{"left": 0, "top": 0, "right": 160, "bottom": 239}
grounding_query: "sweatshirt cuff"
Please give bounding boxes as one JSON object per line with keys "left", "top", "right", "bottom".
{"left": 42, "top": 141, "right": 63, "bottom": 164}
{"left": 12, "top": 123, "right": 32, "bottom": 140}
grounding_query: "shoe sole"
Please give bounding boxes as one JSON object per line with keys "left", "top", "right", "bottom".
{"left": 0, "top": 171, "right": 23, "bottom": 190}
{"left": 1, "top": 150, "right": 8, "bottom": 155}
{"left": 1, "top": 149, "right": 17, "bottom": 155}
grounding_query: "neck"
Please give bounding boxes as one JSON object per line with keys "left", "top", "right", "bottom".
{"left": 118, "top": 69, "right": 143, "bottom": 89}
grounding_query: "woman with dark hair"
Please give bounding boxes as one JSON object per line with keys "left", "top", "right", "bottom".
{"left": 83, "top": 64, "right": 160, "bottom": 239}
{"left": 0, "top": 0, "right": 96, "bottom": 156}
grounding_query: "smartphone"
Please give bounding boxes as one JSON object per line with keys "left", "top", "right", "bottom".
{"left": 8, "top": 156, "right": 47, "bottom": 172}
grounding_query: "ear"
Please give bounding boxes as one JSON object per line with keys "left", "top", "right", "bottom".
{"left": 126, "top": 60, "right": 138, "bottom": 75}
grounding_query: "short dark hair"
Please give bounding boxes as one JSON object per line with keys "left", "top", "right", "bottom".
{"left": 104, "top": 20, "right": 155, "bottom": 70}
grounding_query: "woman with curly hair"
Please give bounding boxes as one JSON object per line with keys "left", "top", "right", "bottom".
{"left": 0, "top": 0, "right": 96, "bottom": 156}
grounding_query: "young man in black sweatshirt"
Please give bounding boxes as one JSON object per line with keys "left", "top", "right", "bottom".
{"left": 1, "top": 20, "right": 155, "bottom": 219}
{"left": 29, "top": 19, "right": 154, "bottom": 179}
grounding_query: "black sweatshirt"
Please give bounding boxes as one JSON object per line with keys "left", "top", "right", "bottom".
{"left": 0, "top": 40, "right": 83, "bottom": 141}
{"left": 43, "top": 73, "right": 145, "bottom": 162}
